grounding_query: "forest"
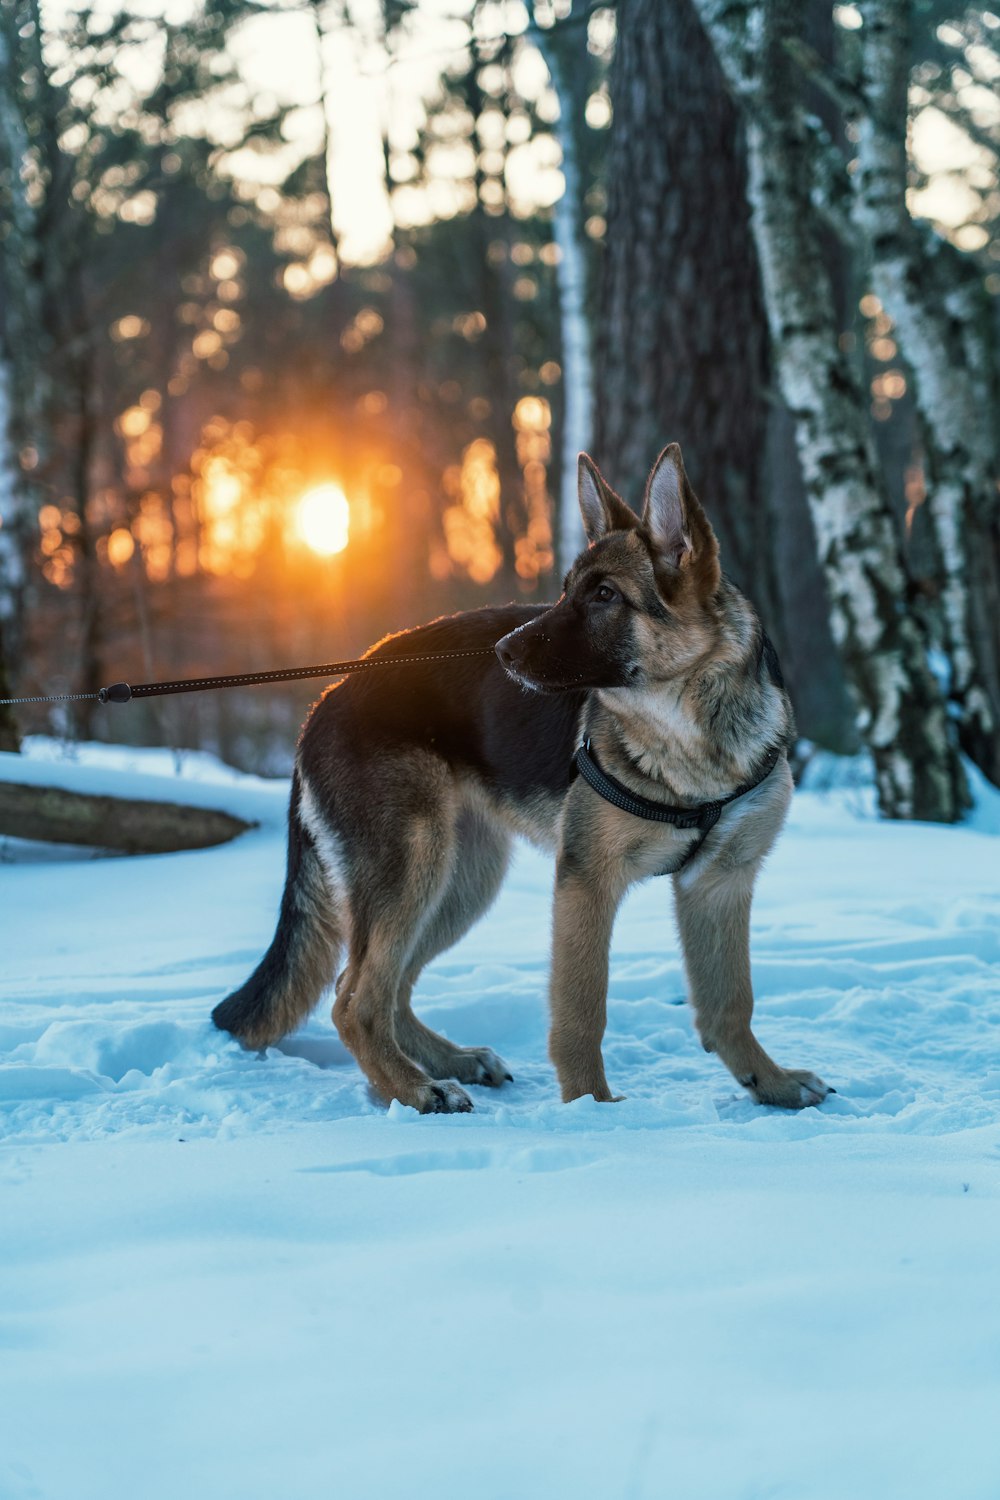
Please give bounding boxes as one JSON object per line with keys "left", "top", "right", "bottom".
{"left": 3, "top": 8, "right": 1000, "bottom": 1488}
{"left": 1, "top": 0, "right": 998, "bottom": 819}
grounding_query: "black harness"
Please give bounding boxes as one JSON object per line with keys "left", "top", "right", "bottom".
{"left": 570, "top": 625, "right": 787, "bottom": 874}
{"left": 571, "top": 737, "right": 784, "bottom": 874}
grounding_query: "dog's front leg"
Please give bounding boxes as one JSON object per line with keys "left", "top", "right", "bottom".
{"left": 549, "top": 851, "right": 624, "bottom": 1103}
{"left": 674, "top": 861, "right": 830, "bottom": 1108}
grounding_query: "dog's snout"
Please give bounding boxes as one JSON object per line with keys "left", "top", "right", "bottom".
{"left": 495, "top": 635, "right": 517, "bottom": 670}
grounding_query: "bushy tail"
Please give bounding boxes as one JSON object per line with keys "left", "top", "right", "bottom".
{"left": 212, "top": 774, "right": 342, "bottom": 1049}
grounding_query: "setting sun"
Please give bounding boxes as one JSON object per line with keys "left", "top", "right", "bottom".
{"left": 297, "top": 483, "right": 350, "bottom": 556}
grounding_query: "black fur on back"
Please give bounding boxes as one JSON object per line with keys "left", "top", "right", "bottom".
{"left": 298, "top": 605, "right": 587, "bottom": 807}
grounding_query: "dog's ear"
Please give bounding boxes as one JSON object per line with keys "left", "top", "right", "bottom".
{"left": 578, "top": 454, "right": 637, "bottom": 543}
{"left": 642, "top": 444, "right": 720, "bottom": 593}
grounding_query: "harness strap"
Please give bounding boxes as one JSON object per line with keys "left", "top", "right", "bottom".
{"left": 572, "top": 737, "right": 783, "bottom": 856}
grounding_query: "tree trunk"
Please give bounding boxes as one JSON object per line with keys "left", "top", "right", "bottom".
{"left": 854, "top": 0, "right": 1000, "bottom": 785}
{"left": 466, "top": 35, "right": 527, "bottom": 591}
{"left": 0, "top": 624, "right": 18, "bottom": 752}
{"left": 0, "top": 15, "right": 41, "bottom": 753}
{"left": 0, "top": 366, "right": 22, "bottom": 751}
{"left": 595, "top": 0, "right": 856, "bottom": 750}
{"left": 694, "top": 0, "right": 967, "bottom": 820}
{"left": 595, "top": 0, "right": 772, "bottom": 598}
{"left": 0, "top": 780, "right": 253, "bottom": 854}
{"left": 307, "top": 0, "right": 344, "bottom": 268}
{"left": 531, "top": 1, "right": 595, "bottom": 572}
{"left": 70, "top": 354, "right": 102, "bottom": 738}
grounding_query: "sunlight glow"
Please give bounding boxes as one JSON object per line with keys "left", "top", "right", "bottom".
{"left": 297, "top": 483, "right": 350, "bottom": 556}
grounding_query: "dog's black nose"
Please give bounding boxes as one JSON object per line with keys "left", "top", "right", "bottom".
{"left": 495, "top": 637, "right": 516, "bottom": 670}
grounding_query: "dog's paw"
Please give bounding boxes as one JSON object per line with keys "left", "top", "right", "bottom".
{"left": 439, "top": 1046, "right": 512, "bottom": 1087}
{"left": 414, "top": 1081, "right": 474, "bottom": 1115}
{"left": 742, "top": 1068, "right": 832, "bottom": 1109}
{"left": 467, "top": 1047, "right": 513, "bottom": 1087}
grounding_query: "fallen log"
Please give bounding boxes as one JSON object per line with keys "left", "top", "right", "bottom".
{"left": 0, "top": 781, "right": 255, "bottom": 855}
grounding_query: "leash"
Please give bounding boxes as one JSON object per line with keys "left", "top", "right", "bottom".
{"left": 0, "top": 647, "right": 498, "bottom": 708}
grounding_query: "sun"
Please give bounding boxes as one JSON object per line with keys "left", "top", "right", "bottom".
{"left": 297, "top": 484, "right": 350, "bottom": 556}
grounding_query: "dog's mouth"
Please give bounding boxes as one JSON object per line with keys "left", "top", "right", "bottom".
{"left": 496, "top": 655, "right": 628, "bottom": 695}
{"left": 496, "top": 659, "right": 577, "bottom": 694}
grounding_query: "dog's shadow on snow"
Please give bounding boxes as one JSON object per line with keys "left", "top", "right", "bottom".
{"left": 276, "top": 1034, "right": 353, "bottom": 1069}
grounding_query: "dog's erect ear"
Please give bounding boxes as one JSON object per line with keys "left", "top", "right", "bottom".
{"left": 642, "top": 444, "right": 720, "bottom": 592}
{"left": 642, "top": 444, "right": 693, "bottom": 565}
{"left": 578, "top": 454, "right": 637, "bottom": 543}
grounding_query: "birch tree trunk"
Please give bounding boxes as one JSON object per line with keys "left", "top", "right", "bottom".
{"left": 0, "top": 16, "right": 38, "bottom": 752}
{"left": 0, "top": 368, "right": 20, "bottom": 749}
{"left": 466, "top": 28, "right": 527, "bottom": 591}
{"left": 694, "top": 0, "right": 967, "bottom": 821}
{"left": 0, "top": 362, "right": 21, "bottom": 749}
{"left": 530, "top": 2, "right": 594, "bottom": 572}
{"left": 854, "top": 0, "right": 1000, "bottom": 786}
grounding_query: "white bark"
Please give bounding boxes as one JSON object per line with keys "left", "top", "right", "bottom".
{"left": 0, "top": 18, "right": 32, "bottom": 739}
{"left": 853, "top": 0, "right": 1000, "bottom": 782}
{"left": 0, "top": 21, "right": 32, "bottom": 623}
{"left": 0, "top": 364, "right": 24, "bottom": 617}
{"left": 692, "top": 0, "right": 966, "bottom": 820}
{"left": 530, "top": 4, "right": 594, "bottom": 571}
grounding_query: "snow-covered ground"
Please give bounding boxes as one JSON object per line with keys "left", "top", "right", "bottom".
{"left": 2, "top": 737, "right": 1000, "bottom": 1500}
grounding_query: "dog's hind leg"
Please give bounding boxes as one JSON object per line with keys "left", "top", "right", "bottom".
{"left": 393, "top": 805, "right": 513, "bottom": 1088}
{"left": 673, "top": 860, "right": 830, "bottom": 1108}
{"left": 331, "top": 773, "right": 478, "bottom": 1113}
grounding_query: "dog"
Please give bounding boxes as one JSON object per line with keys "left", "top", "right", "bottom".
{"left": 213, "top": 444, "right": 829, "bottom": 1113}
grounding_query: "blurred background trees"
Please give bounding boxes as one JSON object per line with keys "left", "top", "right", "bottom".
{"left": 0, "top": 0, "right": 997, "bottom": 818}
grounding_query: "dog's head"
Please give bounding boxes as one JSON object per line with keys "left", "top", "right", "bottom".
{"left": 495, "top": 444, "right": 722, "bottom": 693}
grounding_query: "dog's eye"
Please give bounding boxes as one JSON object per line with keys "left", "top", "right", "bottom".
{"left": 594, "top": 583, "right": 617, "bottom": 603}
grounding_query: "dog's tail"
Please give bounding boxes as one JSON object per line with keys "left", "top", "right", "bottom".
{"left": 212, "top": 773, "right": 342, "bottom": 1049}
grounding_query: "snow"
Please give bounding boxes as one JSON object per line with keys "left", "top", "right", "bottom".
{"left": 2, "top": 736, "right": 1000, "bottom": 1500}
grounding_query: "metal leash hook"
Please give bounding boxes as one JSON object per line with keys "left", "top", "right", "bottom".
{"left": 98, "top": 683, "right": 133, "bottom": 704}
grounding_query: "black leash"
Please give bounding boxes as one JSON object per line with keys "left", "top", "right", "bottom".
{"left": 0, "top": 647, "right": 498, "bottom": 708}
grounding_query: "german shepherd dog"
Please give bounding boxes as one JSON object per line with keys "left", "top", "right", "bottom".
{"left": 214, "top": 445, "right": 830, "bottom": 1113}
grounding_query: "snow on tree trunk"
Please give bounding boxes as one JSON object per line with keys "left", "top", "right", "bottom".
{"left": 693, "top": 0, "right": 967, "bottom": 821}
{"left": 854, "top": 0, "right": 1000, "bottom": 787}
{"left": 530, "top": 3, "right": 594, "bottom": 572}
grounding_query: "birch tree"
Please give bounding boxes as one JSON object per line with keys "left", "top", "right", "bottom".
{"left": 0, "top": 367, "right": 21, "bottom": 752}
{"left": 853, "top": 0, "right": 1000, "bottom": 786}
{"left": 0, "top": 10, "right": 45, "bottom": 751}
{"left": 693, "top": 0, "right": 967, "bottom": 821}
{"left": 528, "top": 0, "right": 596, "bottom": 571}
